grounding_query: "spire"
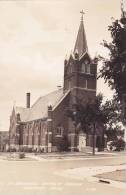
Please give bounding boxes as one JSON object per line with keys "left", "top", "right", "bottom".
{"left": 74, "top": 10, "right": 88, "bottom": 58}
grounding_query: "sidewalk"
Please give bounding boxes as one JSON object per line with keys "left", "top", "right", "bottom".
{"left": 30, "top": 150, "right": 126, "bottom": 157}
{"left": 55, "top": 164, "right": 126, "bottom": 189}
{"left": 0, "top": 151, "right": 126, "bottom": 161}
{"left": 26, "top": 150, "right": 126, "bottom": 161}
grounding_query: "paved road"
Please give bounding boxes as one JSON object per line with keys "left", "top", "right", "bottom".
{"left": 0, "top": 154, "right": 125, "bottom": 195}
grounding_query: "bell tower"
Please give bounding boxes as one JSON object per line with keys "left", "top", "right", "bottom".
{"left": 63, "top": 11, "right": 97, "bottom": 103}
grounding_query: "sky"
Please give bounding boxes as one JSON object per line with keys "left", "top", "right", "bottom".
{"left": 0, "top": 0, "right": 125, "bottom": 131}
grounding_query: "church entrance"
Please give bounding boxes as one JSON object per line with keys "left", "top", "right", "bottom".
{"left": 78, "top": 132, "right": 86, "bottom": 152}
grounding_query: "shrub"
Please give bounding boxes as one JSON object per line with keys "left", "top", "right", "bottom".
{"left": 19, "top": 152, "right": 25, "bottom": 159}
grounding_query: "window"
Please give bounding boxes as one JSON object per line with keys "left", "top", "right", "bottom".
{"left": 69, "top": 65, "right": 72, "bottom": 73}
{"left": 82, "top": 63, "right": 86, "bottom": 73}
{"left": 81, "top": 62, "right": 90, "bottom": 74}
{"left": 86, "top": 64, "right": 90, "bottom": 74}
{"left": 68, "top": 80, "right": 71, "bottom": 89}
{"left": 56, "top": 126, "right": 63, "bottom": 136}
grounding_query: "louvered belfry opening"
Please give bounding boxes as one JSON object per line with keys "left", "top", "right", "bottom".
{"left": 26, "top": 92, "right": 30, "bottom": 108}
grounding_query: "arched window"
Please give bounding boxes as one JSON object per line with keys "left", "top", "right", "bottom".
{"left": 69, "top": 64, "right": 72, "bottom": 73}
{"left": 86, "top": 64, "right": 90, "bottom": 74}
{"left": 68, "top": 80, "right": 71, "bottom": 89}
{"left": 82, "top": 63, "right": 86, "bottom": 73}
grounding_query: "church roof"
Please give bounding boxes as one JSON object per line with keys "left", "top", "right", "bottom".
{"left": 15, "top": 89, "right": 69, "bottom": 122}
{"left": 74, "top": 16, "right": 88, "bottom": 58}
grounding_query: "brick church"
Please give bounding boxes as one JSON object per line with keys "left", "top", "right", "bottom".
{"left": 9, "top": 12, "right": 104, "bottom": 152}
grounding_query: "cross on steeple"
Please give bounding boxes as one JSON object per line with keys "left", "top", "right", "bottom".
{"left": 80, "top": 10, "right": 85, "bottom": 21}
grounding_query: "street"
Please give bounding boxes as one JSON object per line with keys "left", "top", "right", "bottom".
{"left": 0, "top": 154, "right": 125, "bottom": 195}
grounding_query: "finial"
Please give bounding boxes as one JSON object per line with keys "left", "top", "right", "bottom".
{"left": 80, "top": 10, "right": 85, "bottom": 21}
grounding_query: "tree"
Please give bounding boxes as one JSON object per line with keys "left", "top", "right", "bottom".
{"left": 66, "top": 93, "right": 124, "bottom": 154}
{"left": 98, "top": 7, "right": 126, "bottom": 114}
{"left": 67, "top": 94, "right": 115, "bottom": 154}
{"left": 102, "top": 96, "right": 122, "bottom": 127}
{"left": 105, "top": 125, "right": 125, "bottom": 141}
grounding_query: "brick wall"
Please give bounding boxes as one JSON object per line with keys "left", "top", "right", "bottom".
{"left": 51, "top": 93, "right": 70, "bottom": 150}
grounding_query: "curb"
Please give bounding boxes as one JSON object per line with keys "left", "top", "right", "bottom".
{"left": 26, "top": 155, "right": 126, "bottom": 162}
{"left": 87, "top": 176, "right": 126, "bottom": 190}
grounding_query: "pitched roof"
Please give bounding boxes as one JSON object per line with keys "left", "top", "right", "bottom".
{"left": 74, "top": 19, "right": 88, "bottom": 58}
{"left": 15, "top": 89, "right": 69, "bottom": 122}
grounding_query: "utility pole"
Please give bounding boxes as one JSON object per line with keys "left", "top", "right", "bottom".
{"left": 121, "top": 0, "right": 126, "bottom": 144}
{"left": 122, "top": 94, "right": 126, "bottom": 143}
{"left": 92, "top": 123, "right": 96, "bottom": 155}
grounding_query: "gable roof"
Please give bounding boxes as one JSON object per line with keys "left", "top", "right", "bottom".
{"left": 15, "top": 89, "right": 69, "bottom": 122}
{"left": 79, "top": 51, "right": 92, "bottom": 61}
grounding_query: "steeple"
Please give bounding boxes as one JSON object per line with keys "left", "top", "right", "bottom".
{"left": 64, "top": 11, "right": 97, "bottom": 96}
{"left": 74, "top": 10, "right": 88, "bottom": 58}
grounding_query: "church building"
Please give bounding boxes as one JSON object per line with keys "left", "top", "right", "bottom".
{"left": 9, "top": 12, "right": 104, "bottom": 152}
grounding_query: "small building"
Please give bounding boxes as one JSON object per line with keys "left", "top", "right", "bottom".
{"left": 0, "top": 131, "right": 9, "bottom": 152}
{"left": 9, "top": 13, "right": 104, "bottom": 152}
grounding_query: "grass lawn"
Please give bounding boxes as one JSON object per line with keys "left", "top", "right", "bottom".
{"left": 96, "top": 169, "right": 126, "bottom": 183}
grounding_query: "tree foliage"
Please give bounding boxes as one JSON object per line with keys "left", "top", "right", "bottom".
{"left": 98, "top": 12, "right": 126, "bottom": 103}
{"left": 66, "top": 94, "right": 121, "bottom": 135}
